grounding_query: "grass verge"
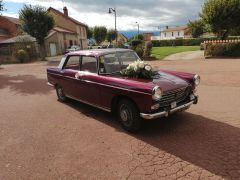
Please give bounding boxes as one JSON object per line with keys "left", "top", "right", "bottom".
{"left": 152, "top": 46, "right": 200, "bottom": 59}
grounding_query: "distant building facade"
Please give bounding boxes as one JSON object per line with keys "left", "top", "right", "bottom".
{"left": 0, "top": 16, "right": 21, "bottom": 42}
{"left": 143, "top": 32, "right": 154, "bottom": 41}
{"left": 46, "top": 6, "right": 87, "bottom": 56}
{"left": 0, "top": 7, "right": 88, "bottom": 57}
{"left": 151, "top": 26, "right": 190, "bottom": 40}
{"left": 117, "top": 33, "right": 128, "bottom": 43}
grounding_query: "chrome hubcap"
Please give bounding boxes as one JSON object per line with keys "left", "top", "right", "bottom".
{"left": 120, "top": 104, "right": 132, "bottom": 125}
{"left": 57, "top": 87, "right": 64, "bottom": 98}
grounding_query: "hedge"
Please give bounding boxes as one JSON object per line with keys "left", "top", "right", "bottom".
{"left": 204, "top": 42, "right": 240, "bottom": 58}
{"left": 152, "top": 37, "right": 240, "bottom": 47}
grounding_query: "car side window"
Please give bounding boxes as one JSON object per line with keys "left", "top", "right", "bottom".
{"left": 81, "top": 56, "right": 97, "bottom": 73}
{"left": 64, "top": 56, "right": 80, "bottom": 70}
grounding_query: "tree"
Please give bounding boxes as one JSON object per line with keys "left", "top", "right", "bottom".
{"left": 86, "top": 26, "right": 93, "bottom": 39}
{"left": 106, "top": 29, "right": 116, "bottom": 43}
{"left": 188, "top": 20, "right": 205, "bottom": 38}
{"left": 19, "top": 5, "right": 54, "bottom": 60}
{"left": 0, "top": 0, "right": 4, "bottom": 15}
{"left": 93, "top": 26, "right": 107, "bottom": 44}
{"left": 200, "top": 0, "right": 240, "bottom": 40}
{"left": 134, "top": 34, "right": 143, "bottom": 40}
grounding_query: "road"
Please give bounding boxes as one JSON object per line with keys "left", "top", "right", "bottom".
{"left": 0, "top": 58, "right": 240, "bottom": 179}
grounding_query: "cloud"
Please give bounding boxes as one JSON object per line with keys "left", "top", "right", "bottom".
{"left": 4, "top": 0, "right": 204, "bottom": 31}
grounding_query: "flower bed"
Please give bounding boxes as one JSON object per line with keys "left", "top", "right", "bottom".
{"left": 204, "top": 40, "right": 240, "bottom": 58}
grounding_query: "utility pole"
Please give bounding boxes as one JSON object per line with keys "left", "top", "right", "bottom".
{"left": 108, "top": 8, "right": 117, "bottom": 44}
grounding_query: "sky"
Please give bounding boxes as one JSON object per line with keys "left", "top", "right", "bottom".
{"left": 2, "top": 0, "right": 204, "bottom": 32}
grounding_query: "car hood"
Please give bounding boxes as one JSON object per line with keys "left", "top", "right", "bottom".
{"left": 152, "top": 72, "right": 189, "bottom": 92}
{"left": 107, "top": 71, "right": 189, "bottom": 94}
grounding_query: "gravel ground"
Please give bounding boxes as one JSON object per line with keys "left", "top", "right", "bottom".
{"left": 0, "top": 57, "right": 240, "bottom": 180}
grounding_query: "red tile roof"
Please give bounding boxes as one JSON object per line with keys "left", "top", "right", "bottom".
{"left": 2, "top": 16, "right": 20, "bottom": 25}
{"left": 46, "top": 26, "right": 76, "bottom": 39}
{"left": 48, "top": 7, "right": 87, "bottom": 27}
{"left": 162, "top": 26, "right": 188, "bottom": 32}
{"left": 53, "top": 26, "right": 76, "bottom": 34}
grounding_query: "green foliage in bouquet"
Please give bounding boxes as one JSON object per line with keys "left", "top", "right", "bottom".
{"left": 120, "top": 60, "right": 156, "bottom": 79}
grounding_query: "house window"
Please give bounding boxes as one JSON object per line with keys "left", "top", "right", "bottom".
{"left": 83, "top": 28, "right": 86, "bottom": 38}
{"left": 164, "top": 33, "right": 166, "bottom": 37}
{"left": 172, "top": 32, "right": 174, "bottom": 37}
{"left": 69, "top": 40, "right": 73, "bottom": 47}
{"left": 178, "top": 32, "right": 180, "bottom": 36}
{"left": 79, "top": 27, "right": 82, "bottom": 36}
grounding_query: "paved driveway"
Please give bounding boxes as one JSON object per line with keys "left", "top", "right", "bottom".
{"left": 0, "top": 58, "right": 240, "bottom": 179}
{"left": 163, "top": 50, "right": 204, "bottom": 61}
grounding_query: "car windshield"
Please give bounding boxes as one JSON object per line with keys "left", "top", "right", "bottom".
{"left": 99, "top": 51, "right": 140, "bottom": 74}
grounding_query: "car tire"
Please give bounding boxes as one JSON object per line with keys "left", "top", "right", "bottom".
{"left": 118, "top": 99, "right": 142, "bottom": 132}
{"left": 56, "top": 86, "right": 67, "bottom": 102}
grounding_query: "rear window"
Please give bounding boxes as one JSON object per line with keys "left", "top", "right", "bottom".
{"left": 64, "top": 56, "right": 80, "bottom": 70}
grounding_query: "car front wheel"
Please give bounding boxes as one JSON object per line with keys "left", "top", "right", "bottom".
{"left": 56, "top": 86, "right": 67, "bottom": 102}
{"left": 118, "top": 99, "right": 142, "bottom": 132}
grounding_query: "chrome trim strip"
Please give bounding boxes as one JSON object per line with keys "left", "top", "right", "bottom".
{"left": 48, "top": 72, "right": 152, "bottom": 95}
{"left": 47, "top": 82, "right": 54, "bottom": 87}
{"left": 140, "top": 100, "right": 194, "bottom": 120}
{"left": 65, "top": 95, "right": 111, "bottom": 112}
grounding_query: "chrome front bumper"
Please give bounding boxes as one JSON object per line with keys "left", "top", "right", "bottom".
{"left": 140, "top": 98, "right": 197, "bottom": 120}
{"left": 47, "top": 82, "right": 54, "bottom": 87}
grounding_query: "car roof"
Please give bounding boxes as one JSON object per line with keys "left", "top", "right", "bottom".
{"left": 67, "top": 48, "right": 134, "bottom": 57}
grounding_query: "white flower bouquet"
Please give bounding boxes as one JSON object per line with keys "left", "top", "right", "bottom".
{"left": 120, "top": 60, "right": 155, "bottom": 79}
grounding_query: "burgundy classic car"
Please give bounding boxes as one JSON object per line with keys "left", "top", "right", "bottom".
{"left": 47, "top": 49, "right": 200, "bottom": 132}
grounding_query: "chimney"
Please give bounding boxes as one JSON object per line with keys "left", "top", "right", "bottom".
{"left": 63, "top": 6, "right": 68, "bottom": 16}
{"left": 166, "top": 26, "right": 169, "bottom": 29}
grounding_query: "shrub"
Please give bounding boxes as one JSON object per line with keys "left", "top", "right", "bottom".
{"left": 152, "top": 38, "right": 204, "bottom": 47}
{"left": 130, "top": 39, "right": 143, "bottom": 47}
{"left": 130, "top": 40, "right": 145, "bottom": 57}
{"left": 16, "top": 49, "right": 29, "bottom": 63}
{"left": 200, "top": 43, "right": 205, "bottom": 50}
{"left": 204, "top": 42, "right": 240, "bottom": 58}
{"left": 152, "top": 37, "right": 240, "bottom": 47}
{"left": 144, "top": 41, "right": 153, "bottom": 57}
{"left": 135, "top": 45, "right": 144, "bottom": 58}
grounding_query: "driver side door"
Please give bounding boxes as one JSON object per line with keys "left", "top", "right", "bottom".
{"left": 74, "top": 56, "right": 100, "bottom": 106}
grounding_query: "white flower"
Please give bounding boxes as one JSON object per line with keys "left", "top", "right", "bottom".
{"left": 145, "top": 65, "right": 152, "bottom": 71}
{"left": 139, "top": 61, "right": 145, "bottom": 68}
{"left": 134, "top": 66, "right": 138, "bottom": 72}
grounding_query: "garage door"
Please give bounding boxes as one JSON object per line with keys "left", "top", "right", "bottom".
{"left": 50, "top": 43, "right": 57, "bottom": 56}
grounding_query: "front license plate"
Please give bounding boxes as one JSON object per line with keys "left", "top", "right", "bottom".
{"left": 171, "top": 102, "right": 177, "bottom": 109}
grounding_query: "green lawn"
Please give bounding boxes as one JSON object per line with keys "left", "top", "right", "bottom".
{"left": 152, "top": 46, "right": 200, "bottom": 59}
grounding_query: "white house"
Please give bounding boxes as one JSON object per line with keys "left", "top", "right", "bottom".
{"left": 151, "top": 26, "right": 190, "bottom": 40}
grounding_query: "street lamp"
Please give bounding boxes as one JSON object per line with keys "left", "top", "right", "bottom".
{"left": 136, "top": 22, "right": 139, "bottom": 38}
{"left": 108, "top": 8, "right": 117, "bottom": 44}
{"left": 136, "top": 22, "right": 140, "bottom": 35}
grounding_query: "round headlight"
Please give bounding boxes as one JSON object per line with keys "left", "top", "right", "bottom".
{"left": 152, "top": 86, "right": 162, "bottom": 101}
{"left": 194, "top": 74, "right": 200, "bottom": 86}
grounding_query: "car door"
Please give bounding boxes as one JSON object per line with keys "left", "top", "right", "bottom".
{"left": 60, "top": 55, "right": 80, "bottom": 97}
{"left": 74, "top": 56, "right": 100, "bottom": 106}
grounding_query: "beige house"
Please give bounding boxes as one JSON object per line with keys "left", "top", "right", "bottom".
{"left": 117, "top": 33, "right": 128, "bottom": 43}
{"left": 45, "top": 7, "right": 87, "bottom": 56}
{"left": 151, "top": 26, "right": 190, "bottom": 40}
{"left": 161, "top": 26, "right": 190, "bottom": 40}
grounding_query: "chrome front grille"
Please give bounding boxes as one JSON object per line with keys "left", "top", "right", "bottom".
{"left": 159, "top": 86, "right": 191, "bottom": 107}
